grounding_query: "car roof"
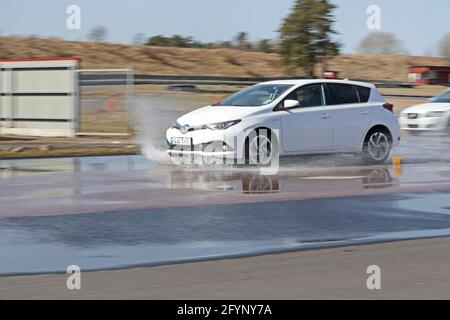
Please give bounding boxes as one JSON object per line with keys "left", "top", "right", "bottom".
{"left": 260, "top": 79, "right": 375, "bottom": 88}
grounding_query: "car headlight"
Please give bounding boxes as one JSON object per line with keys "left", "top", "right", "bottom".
{"left": 171, "top": 121, "right": 181, "bottom": 129}
{"left": 207, "top": 119, "right": 241, "bottom": 130}
{"left": 425, "top": 111, "right": 445, "bottom": 117}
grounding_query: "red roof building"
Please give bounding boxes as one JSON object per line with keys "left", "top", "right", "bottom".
{"left": 408, "top": 66, "right": 450, "bottom": 85}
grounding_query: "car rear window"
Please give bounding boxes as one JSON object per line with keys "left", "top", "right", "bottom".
{"left": 326, "top": 84, "right": 359, "bottom": 105}
{"left": 355, "top": 85, "right": 371, "bottom": 102}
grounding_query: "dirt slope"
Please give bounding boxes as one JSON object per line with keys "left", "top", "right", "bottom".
{"left": 0, "top": 36, "right": 448, "bottom": 81}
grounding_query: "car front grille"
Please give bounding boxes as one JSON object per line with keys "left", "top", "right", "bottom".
{"left": 407, "top": 113, "right": 419, "bottom": 119}
{"left": 167, "top": 140, "right": 233, "bottom": 152}
{"left": 171, "top": 122, "right": 206, "bottom": 132}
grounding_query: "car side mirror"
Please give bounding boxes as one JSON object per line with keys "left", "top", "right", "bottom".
{"left": 283, "top": 99, "right": 299, "bottom": 109}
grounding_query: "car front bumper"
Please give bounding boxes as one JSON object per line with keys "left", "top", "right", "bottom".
{"left": 166, "top": 126, "right": 244, "bottom": 158}
{"left": 399, "top": 115, "right": 448, "bottom": 131}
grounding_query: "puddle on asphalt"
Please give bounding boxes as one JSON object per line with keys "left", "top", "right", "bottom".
{"left": 0, "top": 237, "right": 305, "bottom": 275}
{"left": 1, "top": 191, "right": 450, "bottom": 275}
{"left": 395, "top": 193, "right": 450, "bottom": 215}
{"left": 167, "top": 166, "right": 399, "bottom": 193}
{"left": 1, "top": 151, "right": 449, "bottom": 195}
{"left": 0, "top": 155, "right": 153, "bottom": 178}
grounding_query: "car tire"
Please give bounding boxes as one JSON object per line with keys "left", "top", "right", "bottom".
{"left": 245, "top": 129, "right": 273, "bottom": 166}
{"left": 361, "top": 128, "right": 392, "bottom": 164}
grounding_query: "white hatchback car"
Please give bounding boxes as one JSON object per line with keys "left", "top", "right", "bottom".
{"left": 166, "top": 79, "right": 400, "bottom": 164}
{"left": 399, "top": 89, "right": 450, "bottom": 133}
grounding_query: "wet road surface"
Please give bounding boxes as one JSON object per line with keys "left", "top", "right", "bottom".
{"left": 0, "top": 134, "right": 450, "bottom": 275}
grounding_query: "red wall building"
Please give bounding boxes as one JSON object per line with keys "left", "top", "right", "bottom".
{"left": 408, "top": 66, "right": 450, "bottom": 85}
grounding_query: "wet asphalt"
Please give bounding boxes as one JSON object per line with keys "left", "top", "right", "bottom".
{"left": 0, "top": 133, "right": 450, "bottom": 275}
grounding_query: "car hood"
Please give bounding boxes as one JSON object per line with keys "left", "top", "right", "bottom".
{"left": 177, "top": 105, "right": 259, "bottom": 126}
{"left": 402, "top": 102, "right": 450, "bottom": 114}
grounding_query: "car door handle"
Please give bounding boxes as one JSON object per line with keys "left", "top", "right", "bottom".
{"left": 360, "top": 111, "right": 369, "bottom": 115}
{"left": 321, "top": 113, "right": 331, "bottom": 119}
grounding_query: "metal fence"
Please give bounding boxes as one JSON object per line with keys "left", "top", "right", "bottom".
{"left": 77, "top": 68, "right": 134, "bottom": 136}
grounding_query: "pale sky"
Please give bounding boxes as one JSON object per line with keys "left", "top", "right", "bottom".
{"left": 0, "top": 0, "right": 449, "bottom": 55}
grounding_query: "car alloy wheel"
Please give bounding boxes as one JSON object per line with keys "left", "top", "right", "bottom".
{"left": 248, "top": 132, "right": 272, "bottom": 165}
{"left": 367, "top": 131, "right": 390, "bottom": 161}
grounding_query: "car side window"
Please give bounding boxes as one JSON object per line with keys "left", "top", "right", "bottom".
{"left": 355, "top": 85, "right": 371, "bottom": 102}
{"left": 326, "top": 83, "right": 359, "bottom": 105}
{"left": 285, "top": 84, "right": 325, "bottom": 108}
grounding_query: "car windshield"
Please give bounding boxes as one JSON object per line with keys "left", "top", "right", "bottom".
{"left": 216, "top": 84, "right": 293, "bottom": 107}
{"left": 430, "top": 90, "right": 450, "bottom": 103}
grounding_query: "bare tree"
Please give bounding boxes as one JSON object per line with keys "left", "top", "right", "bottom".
{"left": 234, "top": 32, "right": 251, "bottom": 50}
{"left": 87, "top": 25, "right": 107, "bottom": 42}
{"left": 356, "top": 32, "right": 406, "bottom": 55}
{"left": 438, "top": 33, "right": 450, "bottom": 59}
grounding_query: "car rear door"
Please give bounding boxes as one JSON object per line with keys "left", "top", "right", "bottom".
{"left": 324, "top": 83, "right": 373, "bottom": 151}
{"left": 280, "top": 83, "right": 333, "bottom": 153}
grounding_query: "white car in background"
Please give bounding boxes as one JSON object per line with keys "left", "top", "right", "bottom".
{"left": 166, "top": 79, "right": 400, "bottom": 164}
{"left": 400, "top": 89, "right": 450, "bottom": 133}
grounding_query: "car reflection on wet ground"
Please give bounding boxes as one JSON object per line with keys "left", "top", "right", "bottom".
{"left": 0, "top": 132, "right": 450, "bottom": 275}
